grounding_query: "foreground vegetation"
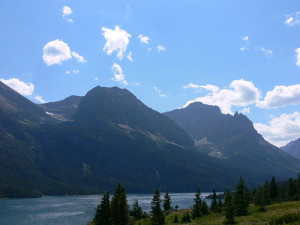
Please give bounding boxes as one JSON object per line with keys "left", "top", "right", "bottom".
{"left": 89, "top": 175, "right": 300, "bottom": 225}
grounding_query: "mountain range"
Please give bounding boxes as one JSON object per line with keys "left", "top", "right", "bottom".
{"left": 281, "top": 138, "right": 300, "bottom": 159}
{"left": 0, "top": 81, "right": 299, "bottom": 198}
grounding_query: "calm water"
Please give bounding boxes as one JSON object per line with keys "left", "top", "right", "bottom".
{"left": 0, "top": 193, "right": 213, "bottom": 225}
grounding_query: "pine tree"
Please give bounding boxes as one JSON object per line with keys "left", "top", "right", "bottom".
{"left": 163, "top": 191, "right": 172, "bottom": 211}
{"left": 223, "top": 192, "right": 235, "bottom": 224}
{"left": 150, "top": 189, "right": 165, "bottom": 225}
{"left": 175, "top": 205, "right": 179, "bottom": 211}
{"left": 234, "top": 177, "right": 250, "bottom": 216}
{"left": 130, "top": 200, "right": 143, "bottom": 220}
{"left": 262, "top": 181, "right": 271, "bottom": 205}
{"left": 93, "top": 192, "right": 111, "bottom": 225}
{"left": 269, "top": 176, "right": 279, "bottom": 201}
{"left": 111, "top": 184, "right": 129, "bottom": 225}
{"left": 192, "top": 188, "right": 202, "bottom": 218}
{"left": 201, "top": 201, "right": 209, "bottom": 215}
{"left": 224, "top": 189, "right": 232, "bottom": 207}
{"left": 173, "top": 214, "right": 179, "bottom": 223}
{"left": 288, "top": 178, "right": 297, "bottom": 200}
{"left": 210, "top": 188, "right": 219, "bottom": 213}
{"left": 181, "top": 212, "right": 191, "bottom": 222}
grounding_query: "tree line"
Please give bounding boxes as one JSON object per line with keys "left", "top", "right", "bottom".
{"left": 93, "top": 175, "right": 300, "bottom": 225}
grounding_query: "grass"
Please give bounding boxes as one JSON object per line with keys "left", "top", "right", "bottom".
{"left": 134, "top": 201, "right": 300, "bottom": 225}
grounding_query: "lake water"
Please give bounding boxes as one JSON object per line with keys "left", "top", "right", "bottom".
{"left": 0, "top": 193, "right": 213, "bottom": 225}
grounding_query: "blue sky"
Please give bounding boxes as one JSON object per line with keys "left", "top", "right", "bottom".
{"left": 0, "top": 0, "right": 300, "bottom": 147}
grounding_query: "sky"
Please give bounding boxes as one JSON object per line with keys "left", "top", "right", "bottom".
{"left": 0, "top": 0, "right": 300, "bottom": 147}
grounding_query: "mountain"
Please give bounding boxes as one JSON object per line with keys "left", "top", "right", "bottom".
{"left": 281, "top": 138, "right": 300, "bottom": 159}
{"left": 1, "top": 84, "right": 299, "bottom": 198}
{"left": 164, "top": 102, "right": 300, "bottom": 179}
{"left": 39, "top": 95, "right": 81, "bottom": 121}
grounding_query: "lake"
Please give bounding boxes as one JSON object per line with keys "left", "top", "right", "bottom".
{"left": 0, "top": 193, "right": 213, "bottom": 225}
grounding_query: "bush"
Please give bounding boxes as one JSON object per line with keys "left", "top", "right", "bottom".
{"left": 269, "top": 212, "right": 300, "bottom": 225}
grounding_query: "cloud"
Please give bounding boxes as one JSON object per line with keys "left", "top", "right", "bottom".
{"left": 285, "top": 12, "right": 300, "bottom": 26}
{"left": 43, "top": 39, "right": 71, "bottom": 66}
{"left": 148, "top": 48, "right": 152, "bottom": 52}
{"left": 111, "top": 63, "right": 127, "bottom": 85}
{"left": 35, "top": 95, "right": 46, "bottom": 103}
{"left": 72, "top": 69, "right": 80, "bottom": 74}
{"left": 127, "top": 51, "right": 133, "bottom": 62}
{"left": 257, "top": 84, "right": 300, "bottom": 108}
{"left": 94, "top": 77, "right": 98, "bottom": 81}
{"left": 240, "top": 107, "right": 250, "bottom": 114}
{"left": 0, "top": 78, "right": 34, "bottom": 96}
{"left": 260, "top": 47, "right": 273, "bottom": 56}
{"left": 183, "top": 83, "right": 220, "bottom": 92}
{"left": 62, "top": 6, "right": 72, "bottom": 18}
{"left": 157, "top": 45, "right": 166, "bottom": 52}
{"left": 102, "top": 26, "right": 131, "bottom": 60}
{"left": 138, "top": 34, "right": 150, "bottom": 44}
{"left": 71, "top": 51, "right": 86, "bottom": 63}
{"left": 65, "top": 70, "right": 70, "bottom": 74}
{"left": 295, "top": 48, "right": 300, "bottom": 66}
{"left": 154, "top": 86, "right": 167, "bottom": 97}
{"left": 183, "top": 79, "right": 261, "bottom": 115}
{"left": 43, "top": 39, "right": 86, "bottom": 66}
{"left": 242, "top": 36, "right": 249, "bottom": 41}
{"left": 254, "top": 112, "right": 300, "bottom": 147}
{"left": 66, "top": 19, "right": 73, "bottom": 23}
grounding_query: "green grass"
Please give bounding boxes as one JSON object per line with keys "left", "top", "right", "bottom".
{"left": 134, "top": 201, "right": 300, "bottom": 225}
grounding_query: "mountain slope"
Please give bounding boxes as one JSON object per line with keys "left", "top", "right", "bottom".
{"left": 281, "top": 138, "right": 300, "bottom": 159}
{"left": 39, "top": 95, "right": 81, "bottom": 121}
{"left": 164, "top": 102, "right": 300, "bottom": 179}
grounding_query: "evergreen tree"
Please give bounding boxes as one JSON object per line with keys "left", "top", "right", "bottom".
{"left": 288, "top": 178, "right": 297, "bottom": 200}
{"left": 224, "top": 189, "right": 232, "bottom": 207}
{"left": 269, "top": 176, "right": 279, "bottom": 201}
{"left": 181, "top": 212, "right": 191, "bottom": 223}
{"left": 223, "top": 193, "right": 235, "bottom": 224}
{"left": 254, "top": 186, "right": 263, "bottom": 206}
{"left": 173, "top": 214, "right": 179, "bottom": 223}
{"left": 262, "top": 181, "right": 271, "bottom": 205}
{"left": 163, "top": 191, "right": 172, "bottom": 211}
{"left": 218, "top": 198, "right": 223, "bottom": 209}
{"left": 111, "top": 184, "right": 129, "bottom": 225}
{"left": 130, "top": 200, "right": 143, "bottom": 220}
{"left": 93, "top": 192, "right": 111, "bottom": 225}
{"left": 210, "top": 188, "right": 219, "bottom": 213}
{"left": 175, "top": 205, "right": 179, "bottom": 211}
{"left": 150, "top": 189, "right": 165, "bottom": 225}
{"left": 234, "top": 177, "right": 250, "bottom": 216}
{"left": 201, "top": 201, "right": 209, "bottom": 215}
{"left": 192, "top": 188, "right": 202, "bottom": 218}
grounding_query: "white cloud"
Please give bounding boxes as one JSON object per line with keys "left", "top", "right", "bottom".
{"left": 295, "top": 48, "right": 300, "bottom": 66}
{"left": 35, "top": 95, "right": 46, "bottom": 103}
{"left": 111, "top": 63, "right": 127, "bottom": 85}
{"left": 138, "top": 34, "right": 150, "bottom": 44}
{"left": 254, "top": 112, "right": 300, "bottom": 147}
{"left": 157, "top": 45, "right": 166, "bottom": 52}
{"left": 285, "top": 16, "right": 294, "bottom": 25}
{"left": 65, "top": 70, "right": 70, "bottom": 74}
{"left": 0, "top": 78, "right": 34, "bottom": 96}
{"left": 62, "top": 6, "right": 72, "bottom": 18}
{"left": 240, "top": 107, "right": 250, "bottom": 114}
{"left": 260, "top": 47, "right": 273, "bottom": 56}
{"left": 183, "top": 83, "right": 220, "bottom": 92}
{"left": 94, "top": 77, "right": 98, "bottom": 81}
{"left": 43, "top": 39, "right": 71, "bottom": 66}
{"left": 72, "top": 69, "right": 80, "bottom": 74}
{"left": 154, "top": 86, "right": 167, "bottom": 97}
{"left": 257, "top": 84, "right": 300, "bottom": 108}
{"left": 102, "top": 26, "right": 131, "bottom": 60}
{"left": 71, "top": 51, "right": 86, "bottom": 63}
{"left": 240, "top": 46, "right": 248, "bottom": 51}
{"left": 285, "top": 12, "right": 300, "bottom": 26}
{"left": 43, "top": 39, "right": 86, "bottom": 66}
{"left": 242, "top": 36, "right": 249, "bottom": 41}
{"left": 127, "top": 51, "right": 133, "bottom": 62}
{"left": 183, "top": 79, "right": 261, "bottom": 115}
{"left": 147, "top": 48, "right": 152, "bottom": 52}
{"left": 67, "top": 19, "right": 73, "bottom": 23}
